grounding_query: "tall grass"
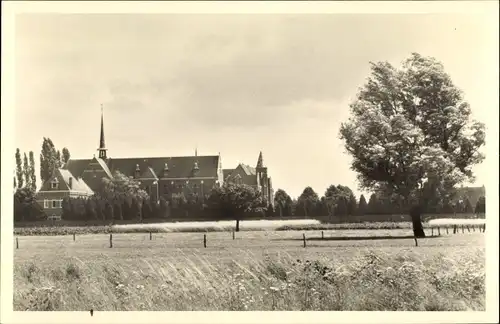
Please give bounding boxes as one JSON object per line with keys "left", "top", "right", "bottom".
{"left": 14, "top": 249, "right": 484, "bottom": 311}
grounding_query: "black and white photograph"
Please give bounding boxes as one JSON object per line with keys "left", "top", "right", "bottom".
{"left": 1, "top": 1, "right": 498, "bottom": 322}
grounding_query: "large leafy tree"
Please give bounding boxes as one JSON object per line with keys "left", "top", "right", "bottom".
{"left": 208, "top": 182, "right": 267, "bottom": 232}
{"left": 340, "top": 53, "right": 485, "bottom": 237}
{"left": 14, "top": 187, "right": 44, "bottom": 222}
{"left": 323, "top": 185, "right": 357, "bottom": 219}
{"left": 297, "top": 187, "right": 320, "bottom": 217}
{"left": 274, "top": 189, "right": 293, "bottom": 217}
{"left": 100, "top": 170, "right": 149, "bottom": 202}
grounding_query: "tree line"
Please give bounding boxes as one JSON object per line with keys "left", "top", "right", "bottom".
{"left": 58, "top": 171, "right": 269, "bottom": 231}
{"left": 274, "top": 185, "right": 485, "bottom": 218}
{"left": 14, "top": 138, "right": 71, "bottom": 222}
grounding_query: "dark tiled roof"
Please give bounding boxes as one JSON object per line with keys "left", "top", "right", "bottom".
{"left": 224, "top": 164, "right": 258, "bottom": 186}
{"left": 65, "top": 155, "right": 220, "bottom": 180}
{"left": 223, "top": 169, "right": 234, "bottom": 180}
{"left": 140, "top": 166, "right": 158, "bottom": 179}
{"left": 239, "top": 164, "right": 256, "bottom": 176}
{"left": 96, "top": 157, "right": 113, "bottom": 178}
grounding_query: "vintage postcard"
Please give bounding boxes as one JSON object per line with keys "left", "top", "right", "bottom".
{"left": 1, "top": 1, "right": 498, "bottom": 324}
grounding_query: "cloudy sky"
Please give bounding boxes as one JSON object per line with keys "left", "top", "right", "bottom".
{"left": 14, "top": 12, "right": 497, "bottom": 199}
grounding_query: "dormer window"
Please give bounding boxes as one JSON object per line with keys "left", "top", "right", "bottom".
{"left": 51, "top": 178, "right": 59, "bottom": 189}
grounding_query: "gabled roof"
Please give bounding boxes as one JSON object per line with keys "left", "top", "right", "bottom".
{"left": 58, "top": 169, "right": 94, "bottom": 194}
{"left": 38, "top": 168, "right": 93, "bottom": 195}
{"left": 140, "top": 166, "right": 158, "bottom": 180}
{"left": 95, "top": 157, "right": 113, "bottom": 178}
{"left": 224, "top": 163, "right": 258, "bottom": 186}
{"left": 65, "top": 155, "right": 220, "bottom": 181}
{"left": 239, "top": 163, "right": 256, "bottom": 176}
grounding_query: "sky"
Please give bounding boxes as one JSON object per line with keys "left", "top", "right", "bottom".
{"left": 14, "top": 13, "right": 497, "bottom": 199}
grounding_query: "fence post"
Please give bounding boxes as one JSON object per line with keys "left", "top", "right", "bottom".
{"left": 16, "top": 237, "right": 19, "bottom": 249}
{"left": 232, "top": 231, "right": 235, "bottom": 240}
{"left": 483, "top": 224, "right": 486, "bottom": 232}
{"left": 204, "top": 234, "right": 207, "bottom": 248}
{"left": 446, "top": 227, "right": 449, "bottom": 235}
{"left": 414, "top": 237, "right": 418, "bottom": 247}
{"left": 467, "top": 226, "right": 470, "bottom": 233}
{"left": 453, "top": 225, "right": 457, "bottom": 234}
{"left": 150, "top": 232, "right": 152, "bottom": 240}
{"left": 73, "top": 233, "right": 76, "bottom": 241}
{"left": 321, "top": 231, "right": 324, "bottom": 240}
{"left": 303, "top": 233, "right": 306, "bottom": 248}
{"left": 462, "top": 225, "right": 464, "bottom": 233}
{"left": 438, "top": 227, "right": 441, "bottom": 236}
{"left": 472, "top": 226, "right": 475, "bottom": 232}
{"left": 431, "top": 228, "right": 434, "bottom": 236}
{"left": 109, "top": 233, "right": 113, "bottom": 248}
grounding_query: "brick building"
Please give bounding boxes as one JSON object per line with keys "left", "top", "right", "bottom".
{"left": 36, "top": 108, "right": 224, "bottom": 218}
{"left": 223, "top": 152, "right": 274, "bottom": 207}
{"left": 35, "top": 107, "right": 274, "bottom": 218}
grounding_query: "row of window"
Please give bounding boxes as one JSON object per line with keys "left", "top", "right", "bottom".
{"left": 43, "top": 199, "right": 62, "bottom": 209}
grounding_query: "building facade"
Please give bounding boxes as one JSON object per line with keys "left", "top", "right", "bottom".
{"left": 35, "top": 108, "right": 225, "bottom": 218}
{"left": 222, "top": 152, "right": 274, "bottom": 207}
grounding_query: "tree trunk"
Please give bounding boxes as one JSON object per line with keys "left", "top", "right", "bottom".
{"left": 235, "top": 219, "right": 240, "bottom": 232}
{"left": 410, "top": 205, "right": 426, "bottom": 238}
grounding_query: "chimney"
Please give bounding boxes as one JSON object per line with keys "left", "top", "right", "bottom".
{"left": 69, "top": 177, "right": 73, "bottom": 189}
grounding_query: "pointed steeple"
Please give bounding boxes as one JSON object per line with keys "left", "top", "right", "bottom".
{"left": 98, "top": 104, "right": 107, "bottom": 159}
{"left": 256, "top": 151, "right": 264, "bottom": 168}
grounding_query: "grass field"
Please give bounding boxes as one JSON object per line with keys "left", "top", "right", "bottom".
{"left": 14, "top": 228, "right": 485, "bottom": 311}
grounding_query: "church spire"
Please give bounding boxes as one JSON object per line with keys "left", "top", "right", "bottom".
{"left": 256, "top": 151, "right": 264, "bottom": 169}
{"left": 98, "top": 104, "right": 107, "bottom": 159}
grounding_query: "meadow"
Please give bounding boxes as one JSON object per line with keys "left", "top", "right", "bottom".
{"left": 14, "top": 224, "right": 485, "bottom": 311}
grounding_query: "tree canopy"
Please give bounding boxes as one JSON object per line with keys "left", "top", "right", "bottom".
{"left": 274, "top": 189, "right": 293, "bottom": 217}
{"left": 297, "top": 186, "right": 320, "bottom": 217}
{"left": 100, "top": 170, "right": 149, "bottom": 202}
{"left": 208, "top": 182, "right": 267, "bottom": 231}
{"left": 339, "top": 53, "right": 485, "bottom": 236}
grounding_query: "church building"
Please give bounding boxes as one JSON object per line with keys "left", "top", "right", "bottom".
{"left": 35, "top": 107, "right": 274, "bottom": 218}
{"left": 223, "top": 152, "right": 274, "bottom": 207}
{"left": 36, "top": 108, "right": 224, "bottom": 218}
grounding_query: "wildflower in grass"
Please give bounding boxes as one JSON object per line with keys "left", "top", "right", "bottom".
{"left": 136, "top": 284, "right": 144, "bottom": 289}
{"left": 269, "top": 286, "right": 279, "bottom": 292}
